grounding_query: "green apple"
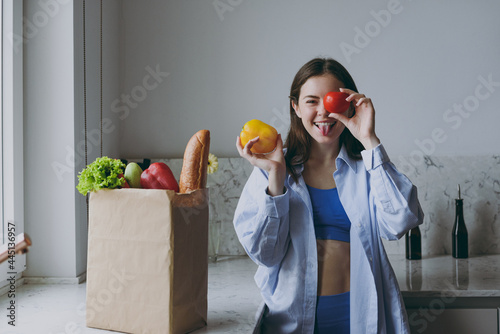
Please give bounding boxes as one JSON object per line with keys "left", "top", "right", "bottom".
{"left": 124, "top": 162, "right": 143, "bottom": 188}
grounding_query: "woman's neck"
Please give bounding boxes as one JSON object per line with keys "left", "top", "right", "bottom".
{"left": 303, "top": 140, "right": 341, "bottom": 189}
{"left": 308, "top": 140, "right": 341, "bottom": 166}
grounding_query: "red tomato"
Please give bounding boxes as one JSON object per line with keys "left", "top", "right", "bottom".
{"left": 323, "top": 92, "right": 350, "bottom": 114}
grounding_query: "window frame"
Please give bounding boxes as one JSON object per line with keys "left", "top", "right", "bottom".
{"left": 0, "top": 0, "right": 24, "bottom": 286}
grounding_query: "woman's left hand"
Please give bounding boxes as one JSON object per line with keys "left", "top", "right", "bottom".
{"left": 327, "top": 88, "right": 381, "bottom": 150}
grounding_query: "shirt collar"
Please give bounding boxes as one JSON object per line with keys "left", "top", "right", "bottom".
{"left": 336, "top": 144, "right": 358, "bottom": 172}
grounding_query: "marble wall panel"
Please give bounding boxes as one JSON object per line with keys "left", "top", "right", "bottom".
{"left": 150, "top": 154, "right": 500, "bottom": 257}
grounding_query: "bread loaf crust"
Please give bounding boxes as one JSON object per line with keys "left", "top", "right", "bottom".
{"left": 179, "top": 129, "right": 210, "bottom": 193}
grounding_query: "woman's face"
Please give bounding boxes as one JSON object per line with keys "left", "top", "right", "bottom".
{"left": 292, "top": 74, "right": 350, "bottom": 146}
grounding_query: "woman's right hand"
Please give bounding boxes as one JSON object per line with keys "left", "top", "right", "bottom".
{"left": 236, "top": 134, "right": 286, "bottom": 196}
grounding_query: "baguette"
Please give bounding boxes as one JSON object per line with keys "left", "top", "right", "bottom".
{"left": 179, "top": 129, "right": 210, "bottom": 193}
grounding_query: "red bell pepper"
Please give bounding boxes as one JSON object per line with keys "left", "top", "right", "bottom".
{"left": 118, "top": 174, "right": 130, "bottom": 188}
{"left": 140, "top": 162, "right": 179, "bottom": 192}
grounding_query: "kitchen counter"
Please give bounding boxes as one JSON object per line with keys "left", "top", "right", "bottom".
{"left": 389, "top": 254, "right": 500, "bottom": 308}
{"left": 390, "top": 254, "right": 500, "bottom": 297}
{"left": 199, "top": 254, "right": 500, "bottom": 332}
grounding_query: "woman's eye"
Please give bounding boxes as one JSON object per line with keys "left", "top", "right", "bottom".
{"left": 306, "top": 100, "right": 317, "bottom": 104}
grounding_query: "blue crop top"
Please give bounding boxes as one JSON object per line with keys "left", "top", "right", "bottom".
{"left": 306, "top": 185, "right": 351, "bottom": 242}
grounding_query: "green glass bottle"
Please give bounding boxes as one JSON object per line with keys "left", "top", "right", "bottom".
{"left": 452, "top": 184, "right": 468, "bottom": 259}
{"left": 405, "top": 226, "right": 422, "bottom": 260}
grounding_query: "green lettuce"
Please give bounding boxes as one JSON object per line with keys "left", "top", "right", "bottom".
{"left": 76, "top": 156, "right": 126, "bottom": 195}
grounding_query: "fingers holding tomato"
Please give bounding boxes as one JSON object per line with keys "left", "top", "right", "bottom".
{"left": 339, "top": 88, "right": 373, "bottom": 109}
{"left": 326, "top": 88, "right": 380, "bottom": 150}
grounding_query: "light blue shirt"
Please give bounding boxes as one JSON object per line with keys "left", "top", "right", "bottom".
{"left": 233, "top": 144, "right": 424, "bottom": 334}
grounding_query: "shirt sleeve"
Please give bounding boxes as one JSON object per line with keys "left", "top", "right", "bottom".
{"left": 361, "top": 144, "right": 424, "bottom": 240}
{"left": 233, "top": 166, "right": 291, "bottom": 267}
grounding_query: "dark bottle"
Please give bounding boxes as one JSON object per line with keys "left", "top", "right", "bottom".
{"left": 452, "top": 184, "right": 468, "bottom": 259}
{"left": 405, "top": 226, "right": 422, "bottom": 260}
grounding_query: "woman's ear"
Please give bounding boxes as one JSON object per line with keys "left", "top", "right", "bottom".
{"left": 291, "top": 99, "right": 302, "bottom": 118}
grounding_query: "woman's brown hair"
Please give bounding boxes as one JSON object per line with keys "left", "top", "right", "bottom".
{"left": 284, "top": 57, "right": 364, "bottom": 182}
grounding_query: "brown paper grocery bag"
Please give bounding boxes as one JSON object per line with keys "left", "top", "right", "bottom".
{"left": 86, "top": 188, "right": 208, "bottom": 334}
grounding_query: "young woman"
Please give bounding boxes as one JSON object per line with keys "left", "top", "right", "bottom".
{"left": 234, "top": 58, "right": 424, "bottom": 333}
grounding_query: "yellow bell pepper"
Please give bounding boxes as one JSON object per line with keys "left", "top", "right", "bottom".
{"left": 240, "top": 119, "right": 278, "bottom": 154}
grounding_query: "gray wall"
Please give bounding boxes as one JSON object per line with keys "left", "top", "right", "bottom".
{"left": 119, "top": 0, "right": 500, "bottom": 160}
